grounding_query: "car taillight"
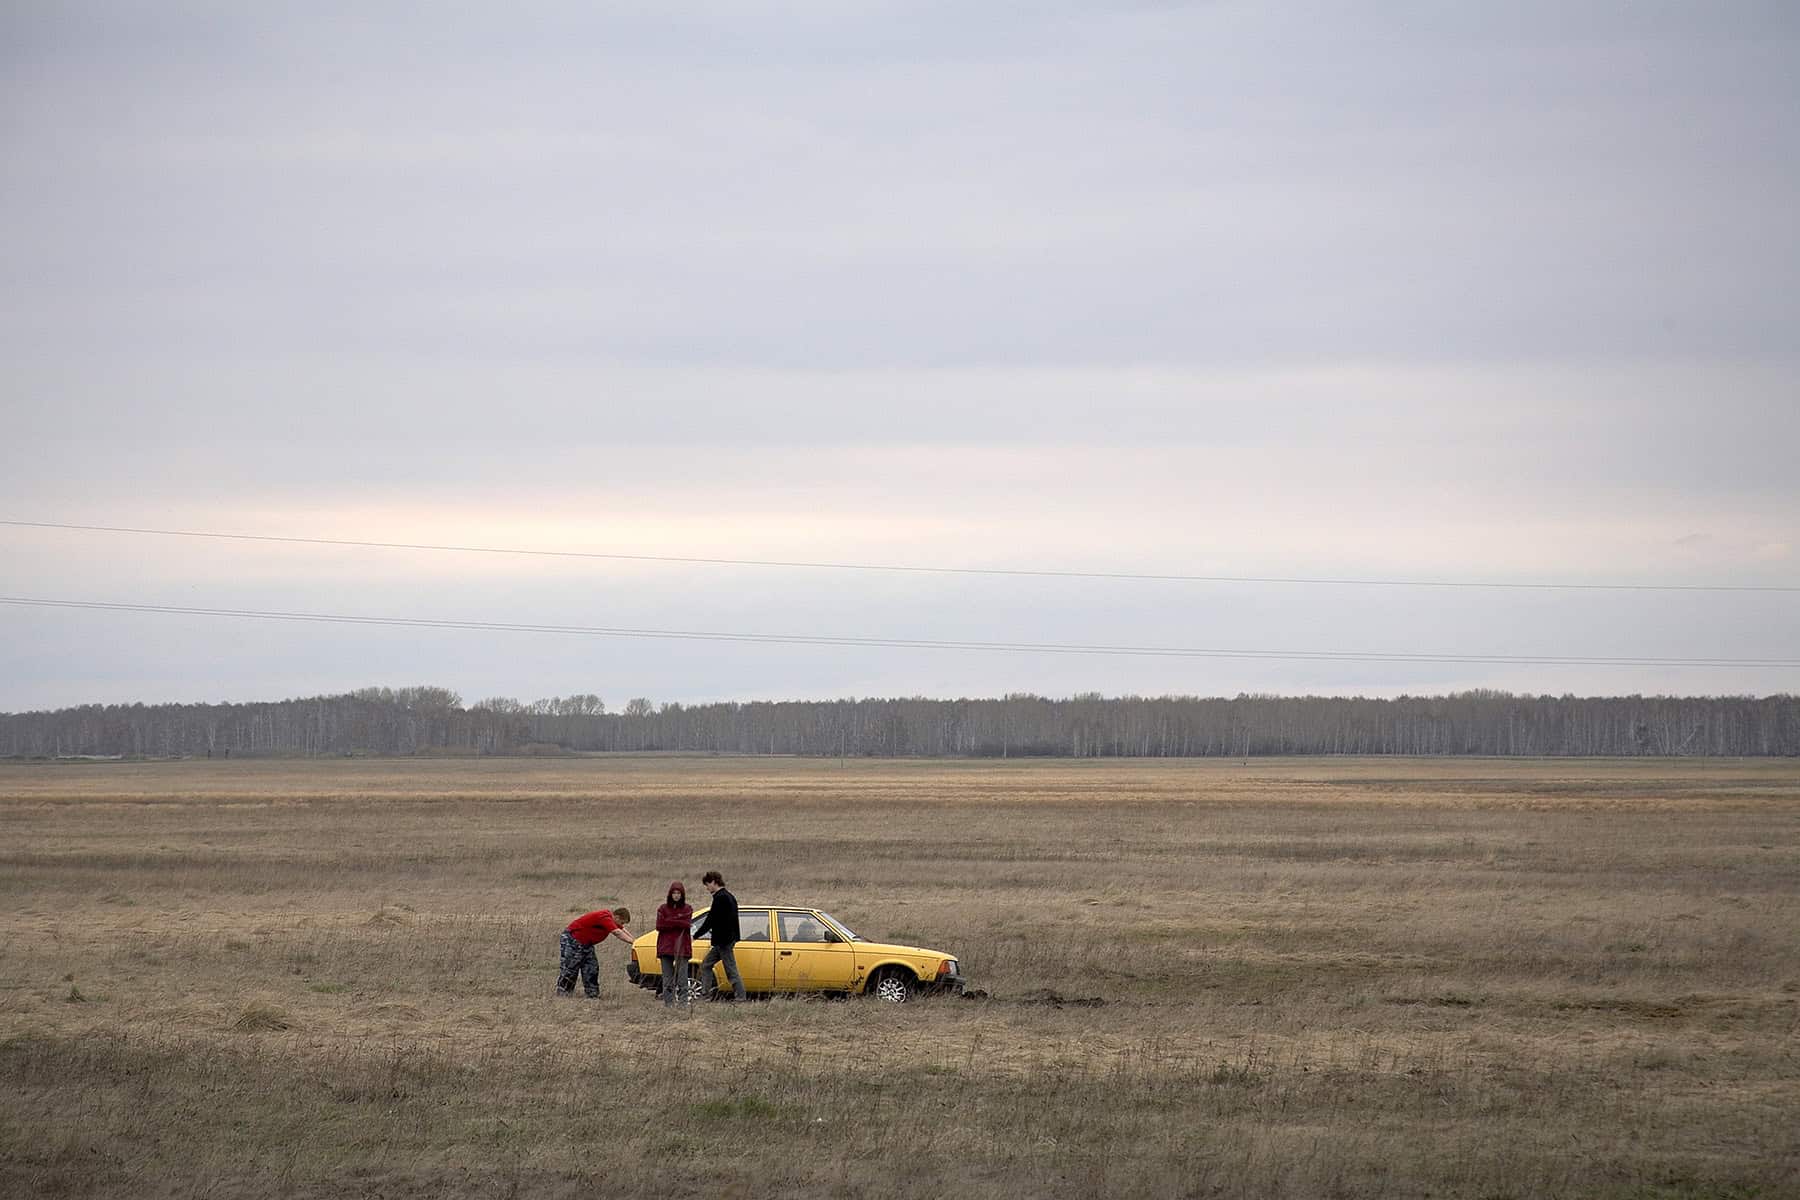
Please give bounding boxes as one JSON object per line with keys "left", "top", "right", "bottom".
{"left": 938, "top": 959, "right": 956, "bottom": 976}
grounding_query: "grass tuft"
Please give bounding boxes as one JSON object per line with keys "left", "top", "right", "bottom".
{"left": 231, "top": 1002, "right": 292, "bottom": 1032}
{"left": 690, "top": 1095, "right": 783, "bottom": 1121}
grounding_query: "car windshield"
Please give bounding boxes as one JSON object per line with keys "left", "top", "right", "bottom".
{"left": 819, "top": 913, "right": 862, "bottom": 941}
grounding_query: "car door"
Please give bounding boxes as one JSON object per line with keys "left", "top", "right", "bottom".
{"left": 692, "top": 906, "right": 776, "bottom": 994}
{"left": 724, "top": 907, "right": 775, "bottom": 992}
{"left": 774, "top": 909, "right": 855, "bottom": 991}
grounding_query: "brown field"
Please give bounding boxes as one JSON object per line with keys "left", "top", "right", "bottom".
{"left": 2, "top": 756, "right": 1797, "bottom": 1199}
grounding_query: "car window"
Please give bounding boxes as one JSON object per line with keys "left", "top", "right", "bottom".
{"left": 690, "top": 908, "right": 771, "bottom": 942}
{"left": 818, "top": 912, "right": 862, "bottom": 942}
{"left": 778, "top": 910, "right": 836, "bottom": 944}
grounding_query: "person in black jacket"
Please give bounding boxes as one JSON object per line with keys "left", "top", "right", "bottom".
{"left": 693, "top": 870, "right": 746, "bottom": 1000}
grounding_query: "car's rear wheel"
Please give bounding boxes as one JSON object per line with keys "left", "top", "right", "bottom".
{"left": 869, "top": 967, "right": 917, "bottom": 1004}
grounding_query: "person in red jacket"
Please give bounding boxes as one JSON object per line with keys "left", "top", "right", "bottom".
{"left": 557, "top": 905, "right": 634, "bottom": 999}
{"left": 654, "top": 881, "right": 695, "bottom": 1010}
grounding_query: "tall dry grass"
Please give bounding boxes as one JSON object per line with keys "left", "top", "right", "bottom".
{"left": 2, "top": 755, "right": 1797, "bottom": 1198}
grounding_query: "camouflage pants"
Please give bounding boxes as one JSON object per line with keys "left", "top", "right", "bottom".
{"left": 556, "top": 930, "right": 600, "bottom": 998}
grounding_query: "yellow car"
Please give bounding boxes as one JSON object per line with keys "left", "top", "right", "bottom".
{"left": 627, "top": 905, "right": 963, "bottom": 1003}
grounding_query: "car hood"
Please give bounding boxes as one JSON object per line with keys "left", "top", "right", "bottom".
{"left": 855, "top": 941, "right": 945, "bottom": 960}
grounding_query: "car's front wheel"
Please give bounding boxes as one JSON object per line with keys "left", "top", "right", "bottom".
{"left": 869, "top": 967, "right": 918, "bottom": 1004}
{"left": 654, "top": 963, "right": 708, "bottom": 1001}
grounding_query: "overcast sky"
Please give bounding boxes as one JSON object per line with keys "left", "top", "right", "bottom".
{"left": 3, "top": 1, "right": 1797, "bottom": 711}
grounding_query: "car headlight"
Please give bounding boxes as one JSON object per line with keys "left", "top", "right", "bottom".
{"left": 937, "top": 959, "right": 958, "bottom": 977}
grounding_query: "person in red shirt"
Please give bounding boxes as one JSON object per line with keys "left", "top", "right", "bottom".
{"left": 556, "top": 905, "right": 634, "bottom": 999}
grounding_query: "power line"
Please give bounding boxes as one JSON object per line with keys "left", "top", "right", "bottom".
{"left": 4, "top": 596, "right": 1795, "bottom": 669}
{"left": 4, "top": 519, "right": 1794, "bottom": 594}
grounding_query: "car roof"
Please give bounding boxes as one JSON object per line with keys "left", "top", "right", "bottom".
{"left": 696, "top": 904, "right": 817, "bottom": 911}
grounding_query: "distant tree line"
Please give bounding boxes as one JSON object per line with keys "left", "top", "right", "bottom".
{"left": 2, "top": 687, "right": 1796, "bottom": 758}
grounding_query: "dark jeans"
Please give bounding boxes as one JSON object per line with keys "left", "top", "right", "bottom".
{"left": 700, "top": 942, "right": 746, "bottom": 1000}
{"left": 659, "top": 954, "right": 692, "bottom": 1008}
{"left": 556, "top": 930, "right": 599, "bottom": 998}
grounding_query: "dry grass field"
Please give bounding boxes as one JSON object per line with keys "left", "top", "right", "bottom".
{"left": 2, "top": 756, "right": 1797, "bottom": 1199}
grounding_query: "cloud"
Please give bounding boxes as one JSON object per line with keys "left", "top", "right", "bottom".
{"left": 2, "top": 2, "right": 1796, "bottom": 706}
{"left": 6, "top": 3, "right": 1798, "bottom": 371}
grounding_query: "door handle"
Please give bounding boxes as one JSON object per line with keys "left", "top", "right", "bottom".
{"left": 779, "top": 950, "right": 793, "bottom": 956}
